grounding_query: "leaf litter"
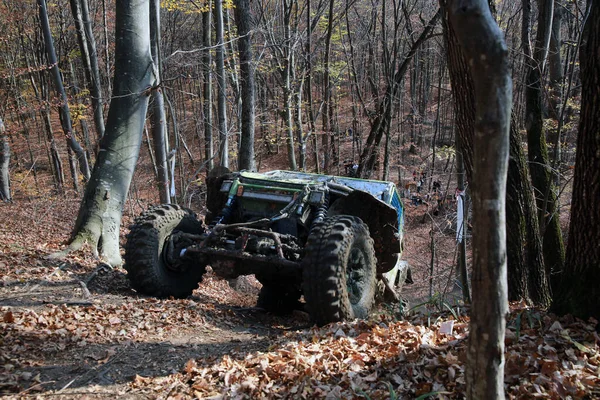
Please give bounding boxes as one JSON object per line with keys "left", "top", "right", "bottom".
{"left": 1, "top": 199, "right": 599, "bottom": 399}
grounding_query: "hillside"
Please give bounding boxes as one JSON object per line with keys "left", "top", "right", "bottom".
{"left": 0, "top": 164, "right": 597, "bottom": 398}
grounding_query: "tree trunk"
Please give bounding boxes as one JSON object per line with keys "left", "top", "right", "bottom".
{"left": 446, "top": 1, "right": 549, "bottom": 306}
{"left": 41, "top": 99, "right": 66, "bottom": 192}
{"left": 547, "top": 0, "right": 563, "bottom": 121}
{"left": 506, "top": 117, "right": 550, "bottom": 306}
{"left": 0, "top": 116, "right": 11, "bottom": 202}
{"left": 38, "top": 0, "right": 91, "bottom": 182}
{"left": 321, "top": 0, "right": 335, "bottom": 173}
{"left": 234, "top": 0, "right": 256, "bottom": 171}
{"left": 294, "top": 83, "right": 305, "bottom": 171}
{"left": 455, "top": 129, "right": 470, "bottom": 302}
{"left": 444, "top": 10, "right": 475, "bottom": 181}
{"left": 69, "top": 60, "right": 93, "bottom": 174}
{"left": 69, "top": 0, "right": 106, "bottom": 142}
{"left": 203, "top": 5, "right": 214, "bottom": 171}
{"left": 101, "top": 0, "right": 112, "bottom": 99}
{"left": 283, "top": 67, "right": 297, "bottom": 170}
{"left": 448, "top": 1, "right": 511, "bottom": 399}
{"left": 225, "top": 9, "right": 242, "bottom": 147}
{"left": 551, "top": 0, "right": 600, "bottom": 323}
{"left": 304, "top": 0, "right": 319, "bottom": 172}
{"left": 523, "top": 0, "right": 565, "bottom": 276}
{"left": 150, "top": 0, "right": 170, "bottom": 204}
{"left": 53, "top": 0, "right": 155, "bottom": 267}
{"left": 214, "top": 0, "right": 229, "bottom": 168}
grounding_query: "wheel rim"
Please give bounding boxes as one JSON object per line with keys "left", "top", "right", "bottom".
{"left": 347, "top": 247, "right": 368, "bottom": 305}
{"left": 161, "top": 233, "right": 187, "bottom": 272}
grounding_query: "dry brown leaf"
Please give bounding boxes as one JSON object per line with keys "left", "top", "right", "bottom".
{"left": 3, "top": 310, "right": 14, "bottom": 323}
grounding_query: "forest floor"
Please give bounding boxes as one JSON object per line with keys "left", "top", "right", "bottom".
{"left": 1, "top": 189, "right": 598, "bottom": 399}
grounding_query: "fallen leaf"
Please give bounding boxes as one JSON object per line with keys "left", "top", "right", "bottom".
{"left": 3, "top": 311, "right": 14, "bottom": 323}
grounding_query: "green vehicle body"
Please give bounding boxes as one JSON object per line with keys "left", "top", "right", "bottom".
{"left": 203, "top": 170, "right": 405, "bottom": 275}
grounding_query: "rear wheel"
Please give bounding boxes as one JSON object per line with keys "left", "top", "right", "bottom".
{"left": 125, "top": 204, "right": 206, "bottom": 298}
{"left": 302, "top": 215, "right": 377, "bottom": 326}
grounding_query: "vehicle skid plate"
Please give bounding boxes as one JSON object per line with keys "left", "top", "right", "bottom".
{"left": 185, "top": 245, "right": 302, "bottom": 280}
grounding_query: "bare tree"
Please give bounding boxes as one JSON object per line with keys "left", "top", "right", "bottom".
{"left": 38, "top": 0, "right": 91, "bottom": 183}
{"left": 214, "top": 0, "right": 229, "bottom": 168}
{"left": 523, "top": 0, "right": 565, "bottom": 275}
{"left": 447, "top": 0, "right": 511, "bottom": 398}
{"left": 203, "top": 4, "right": 214, "bottom": 171}
{"left": 321, "top": 0, "right": 336, "bottom": 173}
{"left": 69, "top": 0, "right": 106, "bottom": 142}
{"left": 552, "top": 0, "right": 599, "bottom": 324}
{"left": 234, "top": 0, "right": 256, "bottom": 171}
{"left": 445, "top": 0, "right": 549, "bottom": 306}
{"left": 150, "top": 0, "right": 170, "bottom": 203}
{"left": 0, "top": 116, "right": 10, "bottom": 202}
{"left": 52, "top": 0, "right": 155, "bottom": 266}
{"left": 357, "top": 8, "right": 441, "bottom": 178}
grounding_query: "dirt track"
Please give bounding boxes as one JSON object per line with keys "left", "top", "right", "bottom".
{"left": 0, "top": 196, "right": 441, "bottom": 397}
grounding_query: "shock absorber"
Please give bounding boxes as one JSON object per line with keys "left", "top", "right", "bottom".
{"left": 210, "top": 178, "right": 239, "bottom": 227}
{"left": 310, "top": 191, "right": 329, "bottom": 231}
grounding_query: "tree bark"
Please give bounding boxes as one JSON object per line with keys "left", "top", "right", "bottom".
{"left": 448, "top": 1, "right": 511, "bottom": 399}
{"left": 53, "top": 0, "right": 155, "bottom": 267}
{"left": 523, "top": 0, "right": 565, "bottom": 276}
{"left": 304, "top": 0, "right": 319, "bottom": 172}
{"left": 234, "top": 0, "right": 256, "bottom": 171}
{"left": 150, "top": 0, "right": 170, "bottom": 203}
{"left": 0, "top": 116, "right": 11, "bottom": 202}
{"left": 101, "top": 0, "right": 112, "bottom": 99}
{"left": 321, "top": 0, "right": 335, "bottom": 173}
{"left": 203, "top": 5, "right": 214, "bottom": 171}
{"left": 214, "top": 0, "right": 229, "bottom": 168}
{"left": 445, "top": 0, "right": 550, "bottom": 306}
{"left": 455, "top": 129, "right": 470, "bottom": 302}
{"left": 547, "top": 0, "right": 563, "bottom": 121}
{"left": 283, "top": 5, "right": 297, "bottom": 171}
{"left": 38, "top": 0, "right": 91, "bottom": 183}
{"left": 69, "top": 0, "right": 106, "bottom": 142}
{"left": 444, "top": 9, "right": 475, "bottom": 181}
{"left": 506, "top": 117, "right": 550, "bottom": 306}
{"left": 551, "top": 0, "right": 600, "bottom": 323}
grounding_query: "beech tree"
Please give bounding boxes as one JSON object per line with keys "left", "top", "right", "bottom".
{"left": 69, "top": 0, "right": 106, "bottom": 142}
{"left": 38, "top": 0, "right": 91, "bottom": 183}
{"left": 234, "top": 0, "right": 256, "bottom": 171}
{"left": 150, "top": 0, "right": 170, "bottom": 203}
{"left": 203, "top": 3, "right": 214, "bottom": 171}
{"left": 447, "top": 0, "right": 511, "bottom": 398}
{"left": 214, "top": 0, "right": 229, "bottom": 168}
{"left": 52, "top": 0, "right": 155, "bottom": 266}
{"left": 523, "top": 0, "right": 565, "bottom": 275}
{"left": 0, "top": 116, "right": 10, "bottom": 202}
{"left": 551, "top": 0, "right": 599, "bottom": 323}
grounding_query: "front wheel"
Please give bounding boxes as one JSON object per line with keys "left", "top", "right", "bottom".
{"left": 302, "top": 215, "right": 377, "bottom": 326}
{"left": 124, "top": 204, "right": 206, "bottom": 298}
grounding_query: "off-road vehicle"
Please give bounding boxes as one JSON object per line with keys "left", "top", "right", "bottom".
{"left": 124, "top": 169, "right": 409, "bottom": 326}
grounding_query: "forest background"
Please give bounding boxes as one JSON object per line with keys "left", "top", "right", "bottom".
{"left": 0, "top": 0, "right": 599, "bottom": 398}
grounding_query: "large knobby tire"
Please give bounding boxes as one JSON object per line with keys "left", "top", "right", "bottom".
{"left": 302, "top": 215, "right": 377, "bottom": 326}
{"left": 124, "top": 204, "right": 206, "bottom": 298}
{"left": 257, "top": 284, "right": 302, "bottom": 315}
